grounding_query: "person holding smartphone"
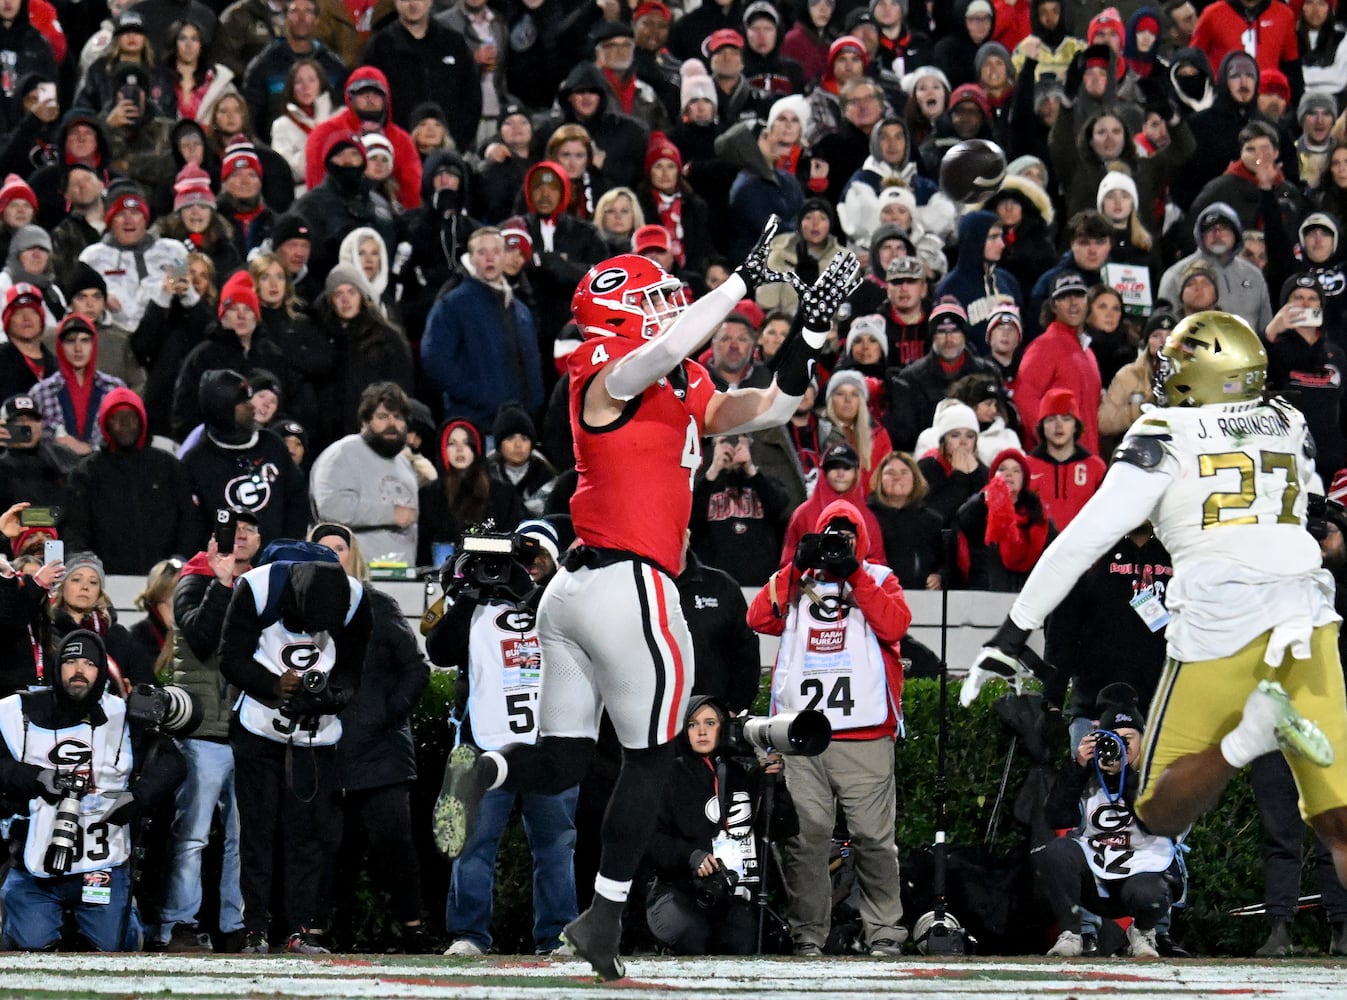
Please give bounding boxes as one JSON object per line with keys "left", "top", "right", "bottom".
{"left": 0, "top": 77, "right": 61, "bottom": 181}
{"left": 0, "top": 394, "right": 76, "bottom": 516}
{"left": 1264, "top": 272, "right": 1347, "bottom": 478}
{"left": 0, "top": 502, "right": 64, "bottom": 698}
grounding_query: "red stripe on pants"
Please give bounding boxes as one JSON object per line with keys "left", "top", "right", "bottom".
{"left": 649, "top": 567, "right": 685, "bottom": 741}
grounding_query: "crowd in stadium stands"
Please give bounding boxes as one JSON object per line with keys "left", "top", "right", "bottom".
{"left": 1, "top": 0, "right": 1346, "bottom": 962}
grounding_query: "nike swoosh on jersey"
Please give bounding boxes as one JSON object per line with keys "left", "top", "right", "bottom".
{"left": 690, "top": 379, "right": 703, "bottom": 389}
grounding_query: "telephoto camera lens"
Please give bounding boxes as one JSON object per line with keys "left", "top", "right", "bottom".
{"left": 43, "top": 777, "right": 88, "bottom": 875}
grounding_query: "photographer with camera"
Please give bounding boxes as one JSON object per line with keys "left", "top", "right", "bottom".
{"left": 1034, "top": 683, "right": 1184, "bottom": 959}
{"left": 428, "top": 519, "right": 579, "bottom": 958}
{"left": 0, "top": 629, "right": 187, "bottom": 951}
{"left": 148, "top": 511, "right": 262, "bottom": 953}
{"left": 748, "top": 498, "right": 911, "bottom": 957}
{"left": 644, "top": 695, "right": 799, "bottom": 955}
{"left": 219, "top": 541, "right": 372, "bottom": 955}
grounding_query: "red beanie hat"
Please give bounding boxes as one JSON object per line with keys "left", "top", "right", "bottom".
{"left": 173, "top": 163, "right": 216, "bottom": 211}
{"left": 1260, "top": 68, "right": 1291, "bottom": 103}
{"left": 0, "top": 174, "right": 38, "bottom": 213}
{"left": 828, "top": 35, "right": 869, "bottom": 68}
{"left": 218, "top": 271, "right": 261, "bottom": 320}
{"left": 221, "top": 145, "right": 264, "bottom": 182}
{"left": 107, "top": 188, "right": 150, "bottom": 225}
{"left": 644, "top": 131, "right": 683, "bottom": 176}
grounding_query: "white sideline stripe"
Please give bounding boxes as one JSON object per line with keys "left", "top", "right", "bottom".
{"left": 0, "top": 955, "right": 1343, "bottom": 998}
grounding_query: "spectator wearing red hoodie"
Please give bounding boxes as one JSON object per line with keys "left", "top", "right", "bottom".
{"left": 955, "top": 446, "right": 1053, "bottom": 591}
{"left": 60, "top": 387, "right": 202, "bottom": 574}
{"left": 1015, "top": 270, "right": 1102, "bottom": 453}
{"left": 28, "top": 313, "right": 126, "bottom": 456}
{"left": 749, "top": 496, "right": 910, "bottom": 958}
{"left": 1191, "top": 0, "right": 1300, "bottom": 99}
{"left": 1023, "top": 387, "right": 1106, "bottom": 531}
{"left": 518, "top": 160, "right": 607, "bottom": 357}
{"left": 780, "top": 442, "right": 887, "bottom": 567}
{"left": 304, "top": 67, "right": 422, "bottom": 210}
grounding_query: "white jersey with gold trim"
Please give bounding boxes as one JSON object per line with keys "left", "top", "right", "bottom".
{"left": 1008, "top": 398, "right": 1339, "bottom": 663}
{"left": 1126, "top": 400, "right": 1338, "bottom": 661}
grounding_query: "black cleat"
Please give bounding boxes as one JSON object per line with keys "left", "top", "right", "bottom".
{"left": 562, "top": 899, "right": 626, "bottom": 981}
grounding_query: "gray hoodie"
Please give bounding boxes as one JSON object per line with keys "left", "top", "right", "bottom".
{"left": 1155, "top": 201, "right": 1272, "bottom": 332}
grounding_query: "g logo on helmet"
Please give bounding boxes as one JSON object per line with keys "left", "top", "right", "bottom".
{"left": 590, "top": 268, "right": 628, "bottom": 295}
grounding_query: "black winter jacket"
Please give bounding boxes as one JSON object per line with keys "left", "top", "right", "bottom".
{"left": 336, "top": 588, "right": 428, "bottom": 791}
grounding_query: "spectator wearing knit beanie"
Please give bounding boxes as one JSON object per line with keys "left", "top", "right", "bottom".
{"left": 170, "top": 270, "right": 291, "bottom": 441}
{"left": 486, "top": 402, "right": 557, "bottom": 518}
{"left": 155, "top": 163, "right": 243, "bottom": 278}
{"left": 0, "top": 174, "right": 40, "bottom": 265}
{"left": 637, "top": 131, "right": 713, "bottom": 270}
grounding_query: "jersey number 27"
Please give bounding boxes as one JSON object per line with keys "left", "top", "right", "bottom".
{"left": 1198, "top": 450, "right": 1300, "bottom": 529}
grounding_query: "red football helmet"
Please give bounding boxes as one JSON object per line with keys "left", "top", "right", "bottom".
{"left": 571, "top": 254, "right": 688, "bottom": 340}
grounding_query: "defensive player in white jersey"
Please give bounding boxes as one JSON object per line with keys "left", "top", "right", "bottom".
{"left": 962, "top": 311, "right": 1347, "bottom": 886}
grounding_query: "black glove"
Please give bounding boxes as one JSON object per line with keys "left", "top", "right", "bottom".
{"left": 793, "top": 534, "right": 821, "bottom": 572}
{"left": 1064, "top": 53, "right": 1085, "bottom": 103}
{"left": 734, "top": 214, "right": 783, "bottom": 293}
{"left": 103, "top": 790, "right": 140, "bottom": 826}
{"left": 798, "top": 251, "right": 862, "bottom": 331}
{"left": 35, "top": 769, "right": 65, "bottom": 804}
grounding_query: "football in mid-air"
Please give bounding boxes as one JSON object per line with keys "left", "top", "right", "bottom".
{"left": 939, "top": 139, "right": 1007, "bottom": 203}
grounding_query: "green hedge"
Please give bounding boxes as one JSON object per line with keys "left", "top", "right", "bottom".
{"left": 400, "top": 672, "right": 1330, "bottom": 956}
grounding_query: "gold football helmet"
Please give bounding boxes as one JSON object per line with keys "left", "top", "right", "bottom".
{"left": 1153, "top": 310, "right": 1267, "bottom": 407}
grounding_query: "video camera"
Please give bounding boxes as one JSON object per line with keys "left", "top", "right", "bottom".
{"left": 727, "top": 710, "right": 831, "bottom": 757}
{"left": 442, "top": 528, "right": 538, "bottom": 601}
{"left": 794, "top": 529, "right": 855, "bottom": 574}
{"left": 126, "top": 684, "right": 200, "bottom": 736}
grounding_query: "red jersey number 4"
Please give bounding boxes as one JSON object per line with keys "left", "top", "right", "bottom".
{"left": 590, "top": 341, "right": 702, "bottom": 489}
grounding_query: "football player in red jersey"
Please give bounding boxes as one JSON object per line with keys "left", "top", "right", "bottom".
{"left": 433, "top": 216, "right": 860, "bottom": 978}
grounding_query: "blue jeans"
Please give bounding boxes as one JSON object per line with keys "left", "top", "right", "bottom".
{"left": 446, "top": 785, "right": 579, "bottom": 952}
{"left": 1, "top": 863, "right": 140, "bottom": 951}
{"left": 156, "top": 739, "right": 244, "bottom": 940}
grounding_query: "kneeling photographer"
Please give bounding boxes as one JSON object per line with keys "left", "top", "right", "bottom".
{"left": 747, "top": 499, "right": 911, "bottom": 957}
{"left": 0, "top": 630, "right": 191, "bottom": 951}
{"left": 427, "top": 519, "right": 580, "bottom": 957}
{"left": 1033, "top": 683, "right": 1183, "bottom": 959}
{"left": 644, "top": 696, "right": 800, "bottom": 955}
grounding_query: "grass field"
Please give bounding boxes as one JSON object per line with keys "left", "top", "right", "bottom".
{"left": 0, "top": 953, "right": 1343, "bottom": 1000}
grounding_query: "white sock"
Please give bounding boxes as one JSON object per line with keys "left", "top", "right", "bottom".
{"left": 593, "top": 875, "right": 632, "bottom": 904}
{"left": 482, "top": 751, "right": 508, "bottom": 790}
{"left": 1219, "top": 725, "right": 1271, "bottom": 769}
